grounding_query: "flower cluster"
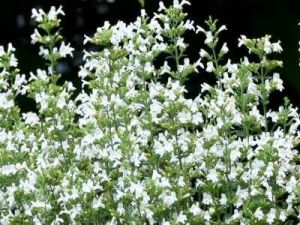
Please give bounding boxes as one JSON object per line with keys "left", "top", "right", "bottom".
{"left": 0, "top": 1, "right": 299, "bottom": 224}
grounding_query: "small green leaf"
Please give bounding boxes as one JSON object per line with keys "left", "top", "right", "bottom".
{"left": 138, "top": 0, "right": 145, "bottom": 7}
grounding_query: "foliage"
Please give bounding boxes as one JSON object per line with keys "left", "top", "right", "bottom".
{"left": 0, "top": 1, "right": 299, "bottom": 224}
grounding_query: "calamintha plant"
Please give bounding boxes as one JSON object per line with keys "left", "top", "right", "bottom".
{"left": 0, "top": 1, "right": 299, "bottom": 224}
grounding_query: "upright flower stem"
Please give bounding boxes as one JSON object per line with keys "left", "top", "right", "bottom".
{"left": 259, "top": 65, "right": 268, "bottom": 132}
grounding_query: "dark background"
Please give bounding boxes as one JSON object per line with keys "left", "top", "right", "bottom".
{"left": 0, "top": 0, "right": 299, "bottom": 107}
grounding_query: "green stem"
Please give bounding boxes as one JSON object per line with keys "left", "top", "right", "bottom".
{"left": 259, "top": 66, "right": 268, "bottom": 132}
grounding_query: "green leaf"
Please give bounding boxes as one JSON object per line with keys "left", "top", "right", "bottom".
{"left": 138, "top": 0, "right": 145, "bottom": 7}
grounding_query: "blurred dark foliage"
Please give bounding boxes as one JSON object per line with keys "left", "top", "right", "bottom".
{"left": 0, "top": 0, "right": 299, "bottom": 108}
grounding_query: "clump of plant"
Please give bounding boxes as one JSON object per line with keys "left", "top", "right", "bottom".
{"left": 0, "top": 1, "right": 299, "bottom": 224}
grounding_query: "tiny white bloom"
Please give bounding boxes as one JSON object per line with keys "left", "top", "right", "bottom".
{"left": 220, "top": 193, "right": 227, "bottom": 205}
{"left": 158, "top": 1, "right": 166, "bottom": 12}
{"left": 264, "top": 39, "right": 272, "bottom": 54}
{"left": 272, "top": 73, "right": 284, "bottom": 91}
{"left": 254, "top": 207, "right": 264, "bottom": 220}
{"left": 206, "top": 61, "right": 215, "bottom": 72}
{"left": 220, "top": 42, "right": 229, "bottom": 53}
{"left": 279, "top": 211, "right": 287, "bottom": 221}
{"left": 31, "top": 8, "right": 44, "bottom": 22}
{"left": 159, "top": 191, "right": 177, "bottom": 206}
{"left": 207, "top": 169, "right": 219, "bottom": 183}
{"left": 48, "top": 6, "right": 65, "bottom": 20}
{"left": 217, "top": 25, "right": 227, "bottom": 32}
{"left": 238, "top": 35, "right": 247, "bottom": 47}
{"left": 190, "top": 203, "right": 201, "bottom": 216}
{"left": 266, "top": 208, "right": 276, "bottom": 224}
{"left": 22, "top": 112, "right": 40, "bottom": 125}
{"left": 204, "top": 31, "right": 214, "bottom": 44}
{"left": 272, "top": 41, "right": 283, "bottom": 53}
{"left": 175, "top": 211, "right": 187, "bottom": 224}
{"left": 59, "top": 42, "right": 74, "bottom": 57}
{"left": 202, "top": 192, "right": 213, "bottom": 205}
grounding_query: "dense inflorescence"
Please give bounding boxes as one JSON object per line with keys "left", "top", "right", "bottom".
{"left": 0, "top": 1, "right": 299, "bottom": 224}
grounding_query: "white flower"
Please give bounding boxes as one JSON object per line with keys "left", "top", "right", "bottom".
{"left": 51, "top": 216, "right": 64, "bottom": 225}
{"left": 272, "top": 73, "right": 284, "bottom": 91}
{"left": 31, "top": 6, "right": 64, "bottom": 23}
{"left": 0, "top": 46, "right": 5, "bottom": 57}
{"left": 207, "top": 169, "right": 219, "bottom": 183}
{"left": 0, "top": 164, "right": 18, "bottom": 176}
{"left": 161, "top": 220, "right": 170, "bottom": 225}
{"left": 92, "top": 196, "right": 104, "bottom": 209}
{"left": 116, "top": 203, "right": 125, "bottom": 215}
{"left": 192, "top": 112, "right": 203, "bottom": 125}
{"left": 201, "top": 83, "right": 211, "bottom": 93}
{"left": 176, "top": 37, "right": 186, "bottom": 48}
{"left": 83, "top": 35, "right": 93, "bottom": 45}
{"left": 220, "top": 194, "right": 227, "bottom": 205}
{"left": 0, "top": 214, "right": 10, "bottom": 225}
{"left": 35, "top": 91, "right": 49, "bottom": 111}
{"left": 22, "top": 112, "right": 40, "bottom": 125}
{"left": 33, "top": 216, "right": 43, "bottom": 225}
{"left": 264, "top": 39, "right": 272, "bottom": 54}
{"left": 9, "top": 54, "right": 18, "bottom": 67}
{"left": 232, "top": 209, "right": 242, "bottom": 220}
{"left": 254, "top": 207, "right": 264, "bottom": 220}
{"left": 66, "top": 204, "right": 82, "bottom": 221}
{"left": 178, "top": 111, "right": 191, "bottom": 123}
{"left": 264, "top": 162, "right": 274, "bottom": 178}
{"left": 12, "top": 74, "right": 26, "bottom": 93}
{"left": 190, "top": 203, "right": 201, "bottom": 216}
{"left": 267, "top": 110, "right": 279, "bottom": 123}
{"left": 160, "top": 61, "right": 171, "bottom": 75}
{"left": 175, "top": 211, "right": 187, "bottom": 224}
{"left": 144, "top": 62, "right": 155, "bottom": 74}
{"left": 286, "top": 176, "right": 297, "bottom": 193}
{"left": 217, "top": 25, "right": 227, "bottom": 33}
{"left": 202, "top": 193, "right": 213, "bottom": 205}
{"left": 266, "top": 208, "right": 276, "bottom": 224}
{"left": 230, "top": 148, "right": 241, "bottom": 162}
{"left": 31, "top": 29, "right": 42, "bottom": 44}
{"left": 158, "top": 1, "right": 166, "bottom": 11}
{"left": 48, "top": 6, "right": 65, "bottom": 20}
{"left": 177, "top": 176, "right": 185, "bottom": 187}
{"left": 235, "top": 187, "right": 249, "bottom": 207}
{"left": 160, "top": 177, "right": 171, "bottom": 188}
{"left": 238, "top": 35, "right": 248, "bottom": 47}
{"left": 141, "top": 9, "right": 147, "bottom": 18}
{"left": 199, "top": 49, "right": 208, "bottom": 58}
{"left": 31, "top": 8, "right": 44, "bottom": 22}
{"left": 30, "top": 69, "right": 48, "bottom": 81}
{"left": 250, "top": 106, "right": 263, "bottom": 125}
{"left": 279, "top": 211, "right": 287, "bottom": 221}
{"left": 220, "top": 42, "right": 229, "bottom": 53}
{"left": 204, "top": 31, "right": 214, "bottom": 44}
{"left": 272, "top": 41, "right": 283, "bottom": 53}
{"left": 82, "top": 180, "right": 94, "bottom": 193}
{"left": 129, "top": 182, "right": 144, "bottom": 198}
{"left": 173, "top": 0, "right": 191, "bottom": 9}
{"left": 193, "top": 59, "right": 204, "bottom": 73}
{"left": 159, "top": 191, "right": 177, "bottom": 206}
{"left": 59, "top": 42, "right": 74, "bottom": 57}
{"left": 38, "top": 46, "right": 49, "bottom": 57}
{"left": 0, "top": 93, "right": 14, "bottom": 109}
{"left": 203, "top": 210, "right": 211, "bottom": 222}
{"left": 196, "top": 25, "right": 205, "bottom": 34}
{"left": 206, "top": 61, "right": 215, "bottom": 72}
{"left": 183, "top": 19, "right": 195, "bottom": 31}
